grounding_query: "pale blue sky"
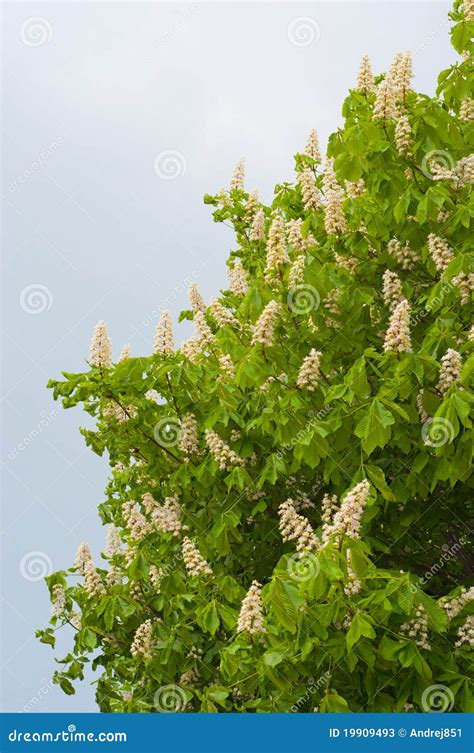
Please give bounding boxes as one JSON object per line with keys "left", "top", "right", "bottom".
{"left": 2, "top": 0, "right": 452, "bottom": 712}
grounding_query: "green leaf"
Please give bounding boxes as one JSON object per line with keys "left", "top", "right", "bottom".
{"left": 346, "top": 613, "right": 376, "bottom": 651}
{"left": 321, "top": 692, "right": 350, "bottom": 712}
{"left": 197, "top": 600, "right": 220, "bottom": 635}
{"left": 263, "top": 651, "right": 285, "bottom": 667}
{"left": 269, "top": 578, "right": 303, "bottom": 634}
{"left": 355, "top": 399, "right": 395, "bottom": 455}
{"left": 365, "top": 465, "right": 395, "bottom": 501}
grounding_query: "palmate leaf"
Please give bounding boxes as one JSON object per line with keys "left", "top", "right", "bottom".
{"left": 355, "top": 399, "right": 395, "bottom": 455}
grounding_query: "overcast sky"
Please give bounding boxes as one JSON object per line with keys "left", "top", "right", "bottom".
{"left": 2, "top": 0, "right": 453, "bottom": 712}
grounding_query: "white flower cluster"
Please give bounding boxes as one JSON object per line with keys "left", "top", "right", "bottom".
{"left": 89, "top": 321, "right": 112, "bottom": 367}
{"left": 304, "top": 128, "right": 321, "bottom": 161}
{"left": 51, "top": 584, "right": 66, "bottom": 617}
{"left": 454, "top": 154, "right": 474, "bottom": 186}
{"left": 382, "top": 270, "right": 403, "bottom": 310}
{"left": 345, "top": 179, "right": 365, "bottom": 198}
{"left": 324, "top": 288, "right": 341, "bottom": 316}
{"left": 181, "top": 337, "right": 201, "bottom": 363}
{"left": 194, "top": 311, "right": 214, "bottom": 347}
{"left": 322, "top": 158, "right": 347, "bottom": 234}
{"left": 236, "top": 580, "right": 265, "bottom": 635}
{"left": 180, "top": 668, "right": 199, "bottom": 686}
{"left": 401, "top": 606, "right": 431, "bottom": 651}
{"left": 373, "top": 77, "right": 397, "bottom": 121}
{"left": 251, "top": 300, "right": 280, "bottom": 347}
{"left": 452, "top": 272, "right": 473, "bottom": 305}
{"left": 182, "top": 537, "right": 212, "bottom": 577}
{"left": 296, "top": 349, "right": 323, "bottom": 391}
{"left": 228, "top": 263, "right": 248, "bottom": 296}
{"left": 427, "top": 234, "right": 454, "bottom": 274}
{"left": 388, "top": 238, "right": 418, "bottom": 269}
{"left": 188, "top": 282, "right": 206, "bottom": 313}
{"left": 250, "top": 209, "right": 265, "bottom": 241}
{"left": 356, "top": 54, "right": 375, "bottom": 94}
{"left": 441, "top": 586, "right": 474, "bottom": 620}
{"left": 344, "top": 551, "right": 362, "bottom": 597}
{"left": 179, "top": 413, "right": 200, "bottom": 457}
{"left": 122, "top": 501, "right": 152, "bottom": 540}
{"left": 463, "top": 0, "right": 474, "bottom": 21}
{"left": 149, "top": 565, "right": 164, "bottom": 590}
{"left": 209, "top": 298, "right": 238, "bottom": 328}
{"left": 74, "top": 542, "right": 92, "bottom": 573}
{"left": 395, "top": 113, "right": 413, "bottom": 157}
{"left": 335, "top": 253, "right": 358, "bottom": 274}
{"left": 119, "top": 344, "right": 131, "bottom": 361}
{"left": 288, "top": 257, "right": 305, "bottom": 290}
{"left": 131, "top": 619, "right": 154, "bottom": 661}
{"left": 287, "top": 218, "right": 315, "bottom": 254}
{"left": 152, "top": 496, "right": 183, "bottom": 537}
{"left": 102, "top": 400, "right": 129, "bottom": 423}
{"left": 321, "top": 493, "right": 338, "bottom": 544}
{"left": 437, "top": 348, "right": 462, "bottom": 395}
{"left": 84, "top": 558, "right": 105, "bottom": 597}
{"left": 205, "top": 429, "right": 245, "bottom": 470}
{"left": 246, "top": 189, "right": 260, "bottom": 220}
{"left": 154, "top": 311, "right": 174, "bottom": 355}
{"left": 298, "top": 169, "right": 321, "bottom": 212}
{"left": 326, "top": 480, "right": 371, "bottom": 541}
{"left": 229, "top": 158, "right": 245, "bottom": 191}
{"left": 460, "top": 98, "right": 474, "bottom": 122}
{"left": 278, "top": 499, "right": 319, "bottom": 553}
{"left": 455, "top": 616, "right": 474, "bottom": 648}
{"left": 392, "top": 51, "right": 413, "bottom": 100}
{"left": 266, "top": 215, "right": 289, "bottom": 272}
{"left": 416, "top": 389, "right": 429, "bottom": 423}
{"left": 105, "top": 525, "right": 122, "bottom": 557}
{"left": 218, "top": 354, "right": 235, "bottom": 380}
{"left": 383, "top": 298, "right": 412, "bottom": 354}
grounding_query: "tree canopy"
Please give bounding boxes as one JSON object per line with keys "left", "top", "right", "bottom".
{"left": 38, "top": 0, "right": 473, "bottom": 714}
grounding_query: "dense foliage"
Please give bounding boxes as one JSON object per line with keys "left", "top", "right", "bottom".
{"left": 38, "top": 1, "right": 473, "bottom": 713}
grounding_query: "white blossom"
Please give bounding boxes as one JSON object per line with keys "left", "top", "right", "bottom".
{"left": 236, "top": 580, "right": 265, "bottom": 634}
{"left": 89, "top": 321, "right": 112, "bottom": 367}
